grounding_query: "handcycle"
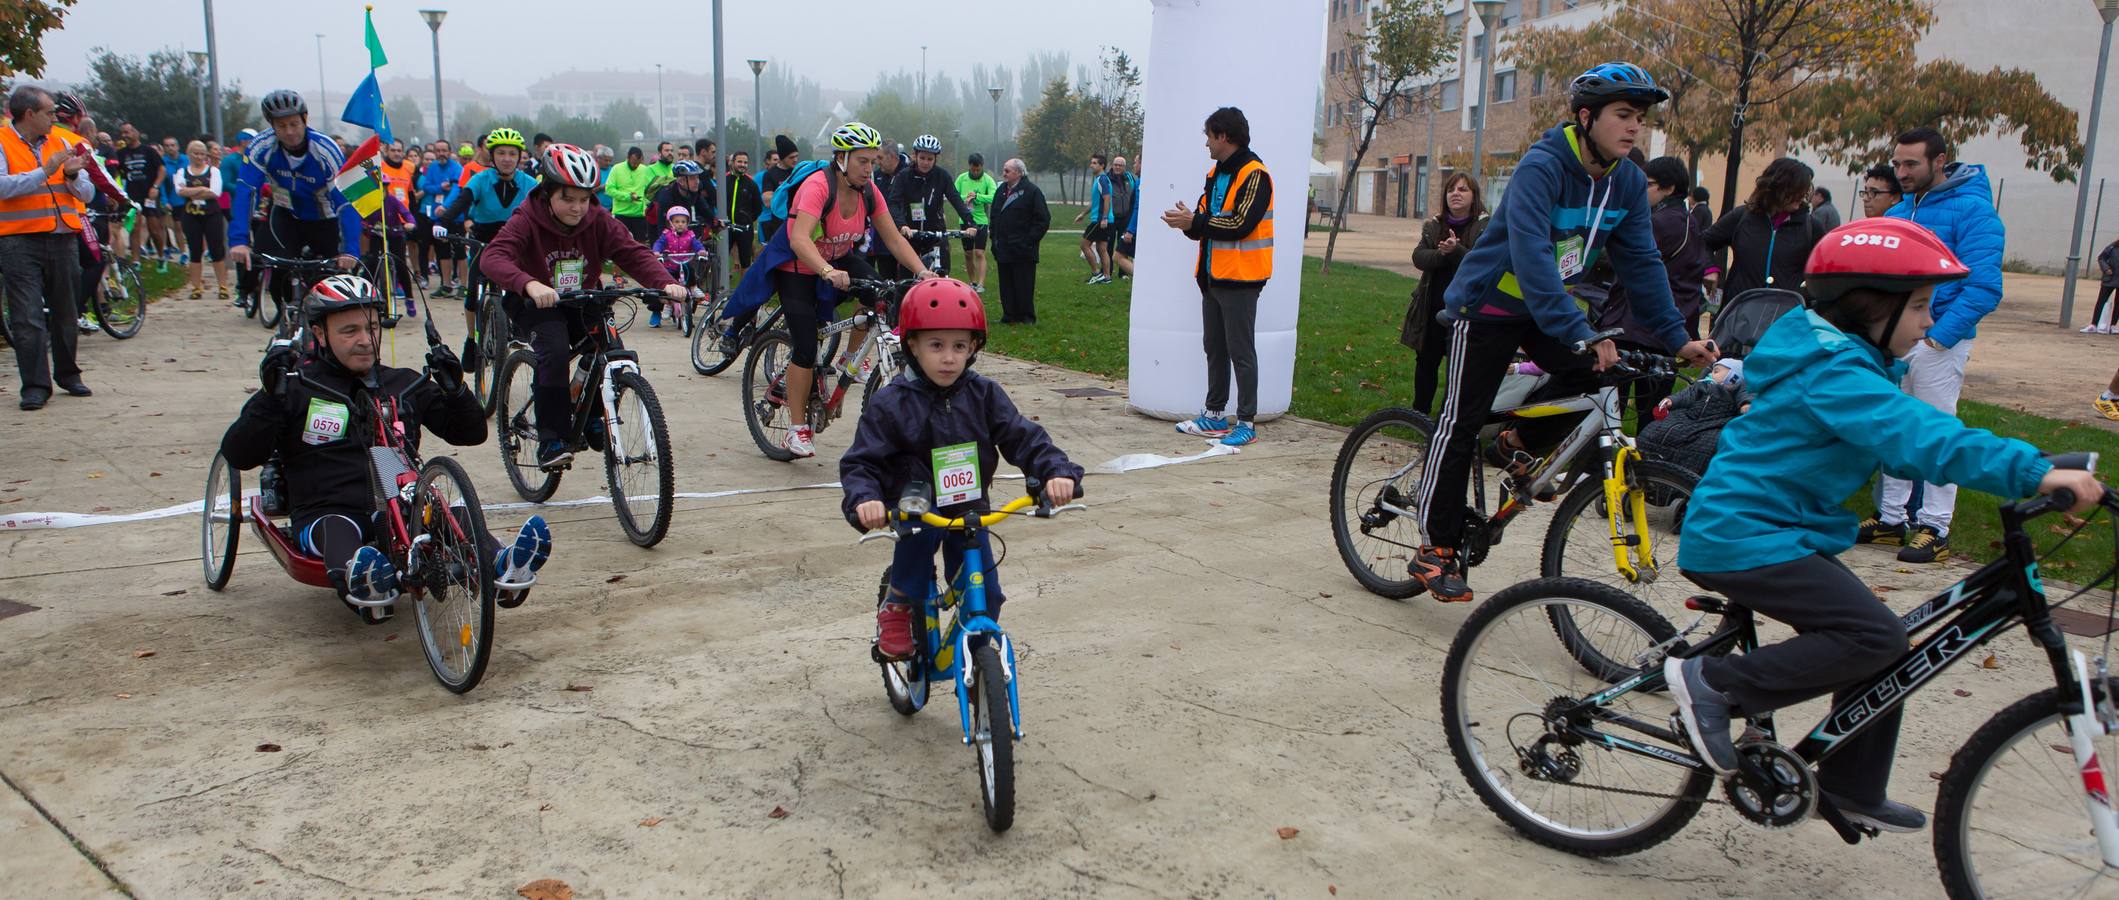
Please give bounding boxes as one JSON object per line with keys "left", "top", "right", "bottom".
{"left": 858, "top": 477, "right": 1087, "bottom": 832}
{"left": 199, "top": 299, "right": 500, "bottom": 694}
{"left": 740, "top": 277, "right": 911, "bottom": 462}
{"left": 1438, "top": 452, "right": 2119, "bottom": 899}
{"left": 1330, "top": 328, "right": 1698, "bottom": 650}
{"left": 493, "top": 287, "right": 675, "bottom": 547}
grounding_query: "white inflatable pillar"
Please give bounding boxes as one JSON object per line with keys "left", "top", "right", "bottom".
{"left": 1128, "top": 0, "right": 1327, "bottom": 421}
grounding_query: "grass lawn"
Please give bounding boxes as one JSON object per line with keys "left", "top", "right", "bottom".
{"left": 980, "top": 207, "right": 2119, "bottom": 577}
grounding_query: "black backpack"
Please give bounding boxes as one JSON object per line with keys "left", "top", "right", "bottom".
{"left": 1709, "top": 288, "right": 1806, "bottom": 359}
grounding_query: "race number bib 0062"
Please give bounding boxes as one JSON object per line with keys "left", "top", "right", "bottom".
{"left": 1555, "top": 235, "right": 1586, "bottom": 279}
{"left": 931, "top": 441, "right": 982, "bottom": 506}
{"left": 302, "top": 398, "right": 350, "bottom": 446}
{"left": 554, "top": 258, "right": 585, "bottom": 293}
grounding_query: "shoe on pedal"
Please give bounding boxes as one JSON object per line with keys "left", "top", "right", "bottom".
{"left": 875, "top": 601, "right": 917, "bottom": 660}
{"left": 1410, "top": 547, "right": 1474, "bottom": 602}
{"left": 1664, "top": 656, "right": 1740, "bottom": 775}
{"left": 537, "top": 440, "right": 573, "bottom": 471}
{"left": 494, "top": 515, "right": 553, "bottom": 606}
{"left": 785, "top": 424, "right": 816, "bottom": 458}
{"left": 1176, "top": 412, "right": 1231, "bottom": 438}
{"left": 648, "top": 310, "right": 662, "bottom": 328}
{"left": 1897, "top": 524, "right": 1949, "bottom": 563}
{"left": 1855, "top": 516, "right": 1906, "bottom": 546}
{"left": 1823, "top": 792, "right": 1927, "bottom": 833}
{"left": 345, "top": 545, "right": 402, "bottom": 612}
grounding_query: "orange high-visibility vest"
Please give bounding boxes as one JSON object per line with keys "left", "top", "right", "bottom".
{"left": 1195, "top": 158, "right": 1273, "bottom": 283}
{"left": 0, "top": 126, "right": 86, "bottom": 236}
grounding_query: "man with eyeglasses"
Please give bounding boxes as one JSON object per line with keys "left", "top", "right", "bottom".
{"left": 1857, "top": 164, "right": 1900, "bottom": 219}
{"left": 1, "top": 86, "right": 98, "bottom": 410}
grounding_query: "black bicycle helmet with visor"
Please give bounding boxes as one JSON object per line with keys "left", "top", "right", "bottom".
{"left": 1567, "top": 62, "right": 1670, "bottom": 166}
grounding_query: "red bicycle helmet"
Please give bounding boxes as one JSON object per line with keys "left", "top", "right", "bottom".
{"left": 1805, "top": 218, "right": 1966, "bottom": 304}
{"left": 897, "top": 278, "right": 987, "bottom": 341}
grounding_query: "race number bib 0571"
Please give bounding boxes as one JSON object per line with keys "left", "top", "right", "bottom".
{"left": 302, "top": 398, "right": 350, "bottom": 446}
{"left": 931, "top": 441, "right": 982, "bottom": 506}
{"left": 1555, "top": 235, "right": 1586, "bottom": 279}
{"left": 554, "top": 258, "right": 585, "bottom": 292}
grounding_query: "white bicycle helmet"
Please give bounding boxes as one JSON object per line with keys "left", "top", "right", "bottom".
{"left": 541, "top": 142, "right": 602, "bottom": 190}
{"left": 911, "top": 134, "right": 942, "bottom": 154}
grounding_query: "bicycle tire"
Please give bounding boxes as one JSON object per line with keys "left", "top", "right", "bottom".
{"left": 1329, "top": 407, "right": 1437, "bottom": 599}
{"left": 260, "top": 292, "right": 285, "bottom": 331}
{"left": 495, "top": 348, "right": 562, "bottom": 502}
{"left": 95, "top": 260, "right": 146, "bottom": 339}
{"left": 971, "top": 641, "right": 1016, "bottom": 832}
{"left": 475, "top": 298, "right": 509, "bottom": 417}
{"left": 741, "top": 330, "right": 799, "bottom": 462}
{"left": 409, "top": 456, "right": 497, "bottom": 694}
{"left": 603, "top": 370, "right": 675, "bottom": 548}
{"left": 690, "top": 294, "right": 743, "bottom": 376}
{"left": 1442, "top": 577, "right": 1710, "bottom": 857}
{"left": 201, "top": 451, "right": 241, "bottom": 591}
{"left": 877, "top": 566, "right": 929, "bottom": 716}
{"left": 1540, "top": 460, "right": 1702, "bottom": 680}
{"left": 1934, "top": 678, "right": 2119, "bottom": 899}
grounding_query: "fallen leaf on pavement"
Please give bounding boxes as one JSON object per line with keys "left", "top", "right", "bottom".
{"left": 1929, "top": 771, "right": 1944, "bottom": 781}
{"left": 1276, "top": 826, "right": 1300, "bottom": 840}
{"left": 767, "top": 806, "right": 790, "bottom": 819}
{"left": 470, "top": 743, "right": 491, "bottom": 751}
{"left": 517, "top": 879, "right": 573, "bottom": 900}
{"left": 115, "top": 692, "right": 132, "bottom": 699}
{"left": 1329, "top": 887, "right": 1338, "bottom": 896}
{"left": 639, "top": 817, "right": 663, "bottom": 827}
{"left": 539, "top": 803, "right": 553, "bottom": 812}
{"left": 87, "top": 472, "right": 105, "bottom": 479}
{"left": 1871, "top": 585, "right": 1896, "bottom": 593}
{"left": 384, "top": 633, "right": 398, "bottom": 642}
{"left": 606, "top": 574, "right": 627, "bottom": 584}
{"left": 1981, "top": 654, "right": 2001, "bottom": 669}
{"left": 1954, "top": 689, "right": 1972, "bottom": 697}
{"left": 160, "top": 589, "right": 186, "bottom": 597}
{"left": 256, "top": 743, "right": 282, "bottom": 753}
{"left": 132, "top": 649, "right": 155, "bottom": 659}
{"left": 564, "top": 684, "right": 594, "bottom": 692}
{"left": 149, "top": 472, "right": 162, "bottom": 477}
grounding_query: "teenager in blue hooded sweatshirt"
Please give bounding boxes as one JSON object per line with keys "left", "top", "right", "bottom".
{"left": 1665, "top": 217, "right": 2101, "bottom": 835}
{"left": 1411, "top": 62, "right": 1719, "bottom": 603}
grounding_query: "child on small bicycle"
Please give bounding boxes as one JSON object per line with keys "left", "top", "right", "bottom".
{"left": 651, "top": 206, "right": 706, "bottom": 328}
{"left": 1667, "top": 218, "right": 2102, "bottom": 834}
{"left": 839, "top": 278, "right": 1084, "bottom": 660}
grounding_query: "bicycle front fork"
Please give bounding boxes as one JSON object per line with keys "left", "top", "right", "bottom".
{"left": 2063, "top": 650, "right": 2119, "bottom": 866}
{"left": 1600, "top": 441, "right": 1657, "bottom": 584}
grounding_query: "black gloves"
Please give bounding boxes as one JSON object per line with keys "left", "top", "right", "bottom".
{"left": 260, "top": 340, "right": 298, "bottom": 394}
{"left": 426, "top": 342, "right": 466, "bottom": 394}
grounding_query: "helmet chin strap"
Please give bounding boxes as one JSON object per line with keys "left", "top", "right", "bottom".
{"left": 1871, "top": 296, "right": 1913, "bottom": 363}
{"left": 1572, "top": 117, "right": 1615, "bottom": 170}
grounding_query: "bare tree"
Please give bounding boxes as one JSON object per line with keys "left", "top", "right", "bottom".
{"left": 1323, "top": 0, "right": 1453, "bottom": 274}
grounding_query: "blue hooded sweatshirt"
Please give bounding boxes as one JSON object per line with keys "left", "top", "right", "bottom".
{"left": 1678, "top": 307, "right": 2049, "bottom": 574}
{"left": 1441, "top": 123, "right": 1690, "bottom": 352}
{"left": 1884, "top": 162, "right": 2004, "bottom": 348}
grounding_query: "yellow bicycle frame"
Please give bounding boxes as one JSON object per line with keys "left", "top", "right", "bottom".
{"left": 1601, "top": 445, "right": 1657, "bottom": 583}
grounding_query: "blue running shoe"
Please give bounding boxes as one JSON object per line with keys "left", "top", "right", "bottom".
{"left": 346, "top": 545, "right": 401, "bottom": 608}
{"left": 1220, "top": 421, "right": 1257, "bottom": 446}
{"left": 1176, "top": 413, "right": 1230, "bottom": 438}
{"left": 538, "top": 440, "right": 573, "bottom": 471}
{"left": 494, "top": 515, "right": 553, "bottom": 604}
{"left": 648, "top": 310, "right": 663, "bottom": 328}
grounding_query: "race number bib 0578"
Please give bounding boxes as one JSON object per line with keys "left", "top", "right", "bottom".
{"left": 554, "top": 258, "right": 585, "bottom": 292}
{"left": 302, "top": 398, "right": 350, "bottom": 446}
{"left": 931, "top": 441, "right": 981, "bottom": 506}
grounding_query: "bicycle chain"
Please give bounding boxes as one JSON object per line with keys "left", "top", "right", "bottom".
{"left": 1531, "top": 776, "right": 1725, "bottom": 806}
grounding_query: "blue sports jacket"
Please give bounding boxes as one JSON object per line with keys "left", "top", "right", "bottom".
{"left": 443, "top": 167, "right": 539, "bottom": 227}
{"left": 1885, "top": 162, "right": 2005, "bottom": 348}
{"left": 228, "top": 129, "right": 362, "bottom": 255}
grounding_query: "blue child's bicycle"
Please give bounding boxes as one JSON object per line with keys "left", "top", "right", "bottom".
{"left": 858, "top": 478, "right": 1085, "bottom": 832}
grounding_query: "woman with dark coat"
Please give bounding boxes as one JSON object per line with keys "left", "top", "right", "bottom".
{"left": 1702, "top": 157, "right": 1828, "bottom": 301}
{"left": 1403, "top": 172, "right": 1487, "bottom": 415}
{"left": 1596, "top": 156, "right": 1709, "bottom": 419}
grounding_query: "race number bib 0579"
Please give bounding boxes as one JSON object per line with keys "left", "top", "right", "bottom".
{"left": 302, "top": 398, "right": 350, "bottom": 446}
{"left": 931, "top": 441, "right": 982, "bottom": 506}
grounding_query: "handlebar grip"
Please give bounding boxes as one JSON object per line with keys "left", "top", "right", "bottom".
{"left": 1571, "top": 328, "right": 1626, "bottom": 355}
{"left": 2047, "top": 451, "right": 2100, "bottom": 473}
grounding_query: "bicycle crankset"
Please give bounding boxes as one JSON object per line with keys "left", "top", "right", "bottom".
{"left": 1724, "top": 740, "right": 1815, "bottom": 830}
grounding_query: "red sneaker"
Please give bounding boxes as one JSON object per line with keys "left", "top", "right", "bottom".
{"left": 875, "top": 602, "right": 917, "bottom": 660}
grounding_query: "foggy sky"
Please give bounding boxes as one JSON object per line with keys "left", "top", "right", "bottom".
{"left": 39, "top": 0, "right": 1154, "bottom": 104}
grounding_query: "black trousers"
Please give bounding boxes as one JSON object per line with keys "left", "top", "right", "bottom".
{"left": 729, "top": 228, "right": 754, "bottom": 268}
{"left": 1, "top": 232, "right": 83, "bottom": 394}
{"left": 1685, "top": 554, "right": 1910, "bottom": 805}
{"left": 1409, "top": 295, "right": 1448, "bottom": 415}
{"left": 1201, "top": 281, "right": 1262, "bottom": 421}
{"left": 506, "top": 296, "right": 596, "bottom": 444}
{"left": 254, "top": 209, "right": 343, "bottom": 306}
{"left": 181, "top": 210, "right": 227, "bottom": 262}
{"left": 996, "top": 259, "right": 1037, "bottom": 323}
{"left": 1416, "top": 317, "right": 1598, "bottom": 550}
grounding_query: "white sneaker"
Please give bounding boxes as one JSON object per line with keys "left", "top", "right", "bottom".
{"left": 2103, "top": 325, "right": 2116, "bottom": 335}
{"left": 785, "top": 425, "right": 816, "bottom": 458}
{"left": 2084, "top": 324, "right": 2102, "bottom": 334}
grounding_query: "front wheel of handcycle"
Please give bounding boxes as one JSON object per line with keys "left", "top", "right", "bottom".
{"left": 970, "top": 640, "right": 1015, "bottom": 832}
{"left": 407, "top": 456, "right": 497, "bottom": 693}
{"left": 1933, "top": 678, "right": 2119, "bottom": 899}
{"left": 201, "top": 451, "right": 241, "bottom": 590}
{"left": 1329, "top": 407, "right": 1436, "bottom": 599}
{"left": 603, "top": 369, "right": 675, "bottom": 547}
{"left": 95, "top": 260, "right": 147, "bottom": 339}
{"left": 1442, "top": 577, "right": 1711, "bottom": 857}
{"left": 876, "top": 567, "right": 930, "bottom": 716}
{"left": 1540, "top": 459, "right": 1702, "bottom": 681}
{"left": 495, "top": 348, "right": 562, "bottom": 502}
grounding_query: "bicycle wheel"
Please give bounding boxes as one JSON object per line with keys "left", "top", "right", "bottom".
{"left": 495, "top": 348, "right": 562, "bottom": 502}
{"left": 408, "top": 456, "right": 497, "bottom": 694}
{"left": 1329, "top": 407, "right": 1436, "bottom": 598}
{"left": 472, "top": 299, "right": 502, "bottom": 415}
{"left": 689, "top": 294, "right": 742, "bottom": 376}
{"left": 603, "top": 370, "right": 675, "bottom": 547}
{"left": 1935, "top": 679, "right": 2119, "bottom": 899}
{"left": 1540, "top": 460, "right": 1702, "bottom": 678}
{"left": 95, "top": 260, "right": 147, "bottom": 339}
{"left": 876, "top": 567, "right": 930, "bottom": 716}
{"left": 1442, "top": 577, "right": 1711, "bottom": 856}
{"left": 262, "top": 293, "right": 286, "bottom": 332}
{"left": 741, "top": 330, "right": 798, "bottom": 462}
{"left": 970, "top": 641, "right": 1015, "bottom": 832}
{"left": 201, "top": 451, "right": 241, "bottom": 591}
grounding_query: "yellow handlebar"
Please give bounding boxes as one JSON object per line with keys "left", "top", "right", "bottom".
{"left": 904, "top": 494, "right": 1040, "bottom": 529}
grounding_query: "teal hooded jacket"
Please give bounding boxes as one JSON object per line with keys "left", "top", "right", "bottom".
{"left": 1678, "top": 307, "right": 2050, "bottom": 573}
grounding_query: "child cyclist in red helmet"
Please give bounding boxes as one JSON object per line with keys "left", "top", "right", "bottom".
{"left": 839, "top": 278, "right": 1084, "bottom": 659}
{"left": 1667, "top": 218, "right": 2103, "bottom": 834}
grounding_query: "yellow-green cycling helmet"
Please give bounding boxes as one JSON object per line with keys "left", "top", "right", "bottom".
{"left": 829, "top": 122, "right": 883, "bottom": 153}
{"left": 486, "top": 127, "right": 527, "bottom": 151}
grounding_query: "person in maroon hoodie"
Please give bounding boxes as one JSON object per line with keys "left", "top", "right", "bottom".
{"left": 481, "top": 143, "right": 685, "bottom": 468}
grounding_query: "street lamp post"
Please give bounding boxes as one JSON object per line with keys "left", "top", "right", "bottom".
{"left": 202, "top": 0, "right": 224, "bottom": 139}
{"left": 655, "top": 63, "right": 665, "bottom": 143}
{"left": 315, "top": 34, "right": 328, "bottom": 130}
{"left": 420, "top": 10, "right": 447, "bottom": 142}
{"left": 988, "top": 87, "right": 1002, "bottom": 158}
{"left": 748, "top": 59, "right": 767, "bottom": 167}
{"left": 2062, "top": 0, "right": 2119, "bottom": 329}
{"left": 952, "top": 128, "right": 961, "bottom": 169}
{"left": 713, "top": 0, "right": 729, "bottom": 297}
{"left": 921, "top": 46, "right": 929, "bottom": 120}
{"left": 1468, "top": 0, "right": 1505, "bottom": 191}
{"left": 188, "top": 50, "right": 210, "bottom": 134}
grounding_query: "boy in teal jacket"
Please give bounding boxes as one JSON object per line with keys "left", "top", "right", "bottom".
{"left": 1668, "top": 217, "right": 2100, "bottom": 835}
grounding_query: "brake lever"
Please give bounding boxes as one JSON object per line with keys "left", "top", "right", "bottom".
{"left": 858, "top": 530, "right": 900, "bottom": 544}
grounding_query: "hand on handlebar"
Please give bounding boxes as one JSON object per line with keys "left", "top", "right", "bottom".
{"left": 1044, "top": 477, "right": 1077, "bottom": 507}
{"left": 899, "top": 225, "right": 914, "bottom": 238}
{"left": 526, "top": 281, "right": 560, "bottom": 309}
{"left": 228, "top": 245, "right": 251, "bottom": 269}
{"left": 432, "top": 224, "right": 450, "bottom": 240}
{"left": 2039, "top": 468, "right": 2106, "bottom": 516}
{"left": 961, "top": 226, "right": 979, "bottom": 239}
{"left": 856, "top": 499, "right": 889, "bottom": 531}
{"left": 913, "top": 268, "right": 939, "bottom": 281}
{"left": 1589, "top": 339, "right": 1619, "bottom": 372}
{"left": 334, "top": 254, "right": 360, "bottom": 271}
{"left": 660, "top": 283, "right": 688, "bottom": 305}
{"left": 822, "top": 268, "right": 851, "bottom": 291}
{"left": 1677, "top": 339, "right": 1720, "bottom": 369}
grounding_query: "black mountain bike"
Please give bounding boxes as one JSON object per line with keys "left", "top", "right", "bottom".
{"left": 1440, "top": 453, "right": 2119, "bottom": 899}
{"left": 85, "top": 211, "right": 146, "bottom": 339}
{"left": 493, "top": 288, "right": 675, "bottom": 547}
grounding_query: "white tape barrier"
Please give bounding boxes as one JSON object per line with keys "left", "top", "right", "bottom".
{"left": 0, "top": 446, "right": 1239, "bottom": 532}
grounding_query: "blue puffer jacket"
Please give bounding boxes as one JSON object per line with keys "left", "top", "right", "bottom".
{"left": 839, "top": 369, "right": 1084, "bottom": 532}
{"left": 1679, "top": 307, "right": 2049, "bottom": 573}
{"left": 1885, "top": 162, "right": 2005, "bottom": 348}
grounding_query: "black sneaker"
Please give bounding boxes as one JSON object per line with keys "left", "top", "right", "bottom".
{"left": 1856, "top": 516, "right": 1906, "bottom": 546}
{"left": 1410, "top": 547, "right": 1474, "bottom": 603}
{"left": 1825, "top": 792, "right": 1927, "bottom": 833}
{"left": 1897, "top": 525, "right": 1950, "bottom": 563}
{"left": 1665, "top": 656, "right": 1739, "bottom": 775}
{"left": 538, "top": 440, "right": 573, "bottom": 471}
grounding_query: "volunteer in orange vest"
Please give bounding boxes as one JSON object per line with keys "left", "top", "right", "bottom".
{"left": 1, "top": 85, "right": 97, "bottom": 411}
{"left": 1160, "top": 105, "right": 1273, "bottom": 448}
